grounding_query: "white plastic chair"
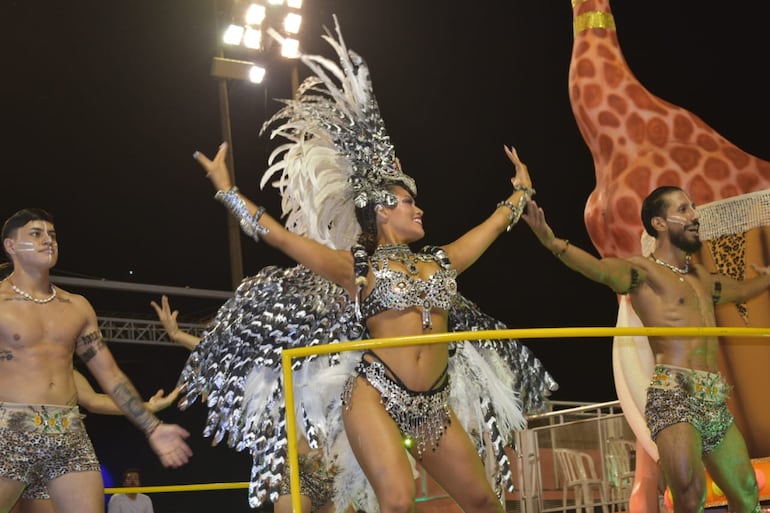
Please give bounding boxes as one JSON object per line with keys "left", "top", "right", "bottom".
{"left": 605, "top": 439, "right": 636, "bottom": 512}
{"left": 554, "top": 448, "right": 610, "bottom": 513}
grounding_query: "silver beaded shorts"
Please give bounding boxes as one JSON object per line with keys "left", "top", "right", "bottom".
{"left": 0, "top": 403, "right": 101, "bottom": 499}
{"left": 645, "top": 365, "right": 733, "bottom": 454}
{"left": 278, "top": 450, "right": 335, "bottom": 511}
{"left": 343, "top": 353, "right": 451, "bottom": 459}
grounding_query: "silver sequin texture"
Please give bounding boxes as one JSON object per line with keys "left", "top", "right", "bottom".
{"left": 343, "top": 360, "right": 451, "bottom": 459}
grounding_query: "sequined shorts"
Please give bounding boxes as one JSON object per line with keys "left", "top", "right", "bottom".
{"left": 645, "top": 365, "right": 734, "bottom": 454}
{"left": 343, "top": 357, "right": 451, "bottom": 459}
{"left": 0, "top": 403, "right": 101, "bottom": 499}
{"left": 278, "top": 450, "right": 335, "bottom": 511}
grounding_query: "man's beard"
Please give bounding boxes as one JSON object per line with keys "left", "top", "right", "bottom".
{"left": 671, "top": 229, "right": 702, "bottom": 254}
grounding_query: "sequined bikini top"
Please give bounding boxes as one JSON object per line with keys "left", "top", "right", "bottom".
{"left": 361, "top": 244, "right": 458, "bottom": 329}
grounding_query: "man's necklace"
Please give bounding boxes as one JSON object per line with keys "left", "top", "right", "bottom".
{"left": 651, "top": 253, "right": 691, "bottom": 282}
{"left": 8, "top": 278, "right": 57, "bottom": 304}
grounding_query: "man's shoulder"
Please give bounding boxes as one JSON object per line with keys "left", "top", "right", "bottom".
{"left": 51, "top": 287, "right": 99, "bottom": 316}
{"left": 626, "top": 255, "right": 650, "bottom": 265}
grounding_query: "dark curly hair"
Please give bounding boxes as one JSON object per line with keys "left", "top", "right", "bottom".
{"left": 641, "top": 186, "right": 682, "bottom": 237}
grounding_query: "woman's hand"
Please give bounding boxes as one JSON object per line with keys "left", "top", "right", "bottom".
{"left": 521, "top": 198, "right": 556, "bottom": 247}
{"left": 151, "top": 295, "right": 181, "bottom": 342}
{"left": 503, "top": 145, "right": 532, "bottom": 190}
{"left": 147, "top": 386, "right": 182, "bottom": 412}
{"left": 193, "top": 142, "right": 232, "bottom": 191}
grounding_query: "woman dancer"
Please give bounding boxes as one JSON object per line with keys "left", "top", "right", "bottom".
{"left": 186, "top": 18, "right": 550, "bottom": 513}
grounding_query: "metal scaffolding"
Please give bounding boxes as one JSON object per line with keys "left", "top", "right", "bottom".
{"left": 50, "top": 275, "right": 230, "bottom": 345}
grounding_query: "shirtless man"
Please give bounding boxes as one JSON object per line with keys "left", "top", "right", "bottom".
{"left": 523, "top": 186, "right": 768, "bottom": 513}
{"left": 0, "top": 208, "right": 192, "bottom": 513}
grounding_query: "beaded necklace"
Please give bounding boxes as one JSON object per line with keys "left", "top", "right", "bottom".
{"left": 8, "top": 278, "right": 57, "bottom": 304}
{"left": 651, "top": 253, "right": 691, "bottom": 282}
{"left": 372, "top": 243, "right": 428, "bottom": 275}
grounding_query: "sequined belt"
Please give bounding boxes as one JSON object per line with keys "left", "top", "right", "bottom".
{"left": 346, "top": 360, "right": 451, "bottom": 459}
{"left": 648, "top": 365, "right": 731, "bottom": 402}
{"left": 0, "top": 403, "right": 86, "bottom": 433}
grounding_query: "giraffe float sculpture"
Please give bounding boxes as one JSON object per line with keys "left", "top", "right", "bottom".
{"left": 568, "top": 0, "right": 770, "bottom": 509}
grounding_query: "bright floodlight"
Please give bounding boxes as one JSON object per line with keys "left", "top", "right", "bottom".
{"left": 267, "top": 0, "right": 284, "bottom": 5}
{"left": 249, "top": 65, "right": 266, "bottom": 83}
{"left": 243, "top": 27, "right": 262, "bottom": 49}
{"left": 283, "top": 13, "right": 302, "bottom": 34}
{"left": 211, "top": 57, "right": 261, "bottom": 82}
{"left": 281, "top": 37, "right": 300, "bottom": 58}
{"left": 223, "top": 24, "right": 245, "bottom": 46}
{"left": 245, "top": 3, "right": 266, "bottom": 25}
{"left": 287, "top": 0, "right": 303, "bottom": 8}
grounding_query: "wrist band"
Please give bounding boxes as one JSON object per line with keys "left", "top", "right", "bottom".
{"left": 497, "top": 185, "right": 536, "bottom": 232}
{"left": 553, "top": 239, "right": 570, "bottom": 258}
{"left": 145, "top": 419, "right": 163, "bottom": 438}
{"left": 513, "top": 184, "right": 536, "bottom": 196}
{"left": 214, "top": 186, "right": 269, "bottom": 242}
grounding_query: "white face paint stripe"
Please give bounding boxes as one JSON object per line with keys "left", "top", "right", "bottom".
{"left": 665, "top": 216, "right": 687, "bottom": 225}
{"left": 13, "top": 241, "right": 35, "bottom": 251}
{"left": 12, "top": 239, "right": 57, "bottom": 264}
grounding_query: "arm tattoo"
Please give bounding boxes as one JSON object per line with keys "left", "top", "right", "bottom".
{"left": 0, "top": 350, "right": 13, "bottom": 361}
{"left": 712, "top": 279, "right": 723, "bottom": 305}
{"left": 111, "top": 380, "right": 161, "bottom": 435}
{"left": 621, "top": 268, "right": 641, "bottom": 295}
{"left": 76, "top": 330, "right": 105, "bottom": 363}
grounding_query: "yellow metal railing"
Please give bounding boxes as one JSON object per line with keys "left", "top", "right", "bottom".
{"left": 281, "top": 326, "right": 770, "bottom": 512}
{"left": 103, "top": 326, "right": 770, "bottom": 510}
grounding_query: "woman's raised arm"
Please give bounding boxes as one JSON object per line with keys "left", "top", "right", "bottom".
{"left": 193, "top": 143, "right": 356, "bottom": 295}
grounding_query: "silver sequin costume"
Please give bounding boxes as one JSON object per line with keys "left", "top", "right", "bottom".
{"left": 645, "top": 364, "right": 734, "bottom": 454}
{"left": 177, "top": 17, "right": 559, "bottom": 513}
{"left": 362, "top": 244, "right": 458, "bottom": 329}
{"left": 342, "top": 352, "right": 452, "bottom": 459}
{"left": 176, "top": 261, "right": 558, "bottom": 512}
{"left": 0, "top": 403, "right": 100, "bottom": 499}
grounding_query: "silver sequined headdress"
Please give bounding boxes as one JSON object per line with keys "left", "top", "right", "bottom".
{"left": 260, "top": 16, "right": 417, "bottom": 250}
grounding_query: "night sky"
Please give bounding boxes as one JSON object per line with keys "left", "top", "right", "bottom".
{"left": 3, "top": 1, "right": 770, "bottom": 511}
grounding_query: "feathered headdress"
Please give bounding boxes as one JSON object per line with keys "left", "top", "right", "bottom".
{"left": 260, "top": 16, "right": 416, "bottom": 250}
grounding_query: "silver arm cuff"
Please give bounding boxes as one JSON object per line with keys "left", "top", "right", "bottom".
{"left": 214, "top": 186, "right": 269, "bottom": 241}
{"left": 497, "top": 185, "right": 535, "bottom": 232}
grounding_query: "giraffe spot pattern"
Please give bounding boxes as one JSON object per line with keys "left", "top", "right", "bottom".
{"left": 672, "top": 114, "right": 694, "bottom": 141}
{"left": 670, "top": 146, "right": 701, "bottom": 172}
{"left": 704, "top": 157, "right": 730, "bottom": 181}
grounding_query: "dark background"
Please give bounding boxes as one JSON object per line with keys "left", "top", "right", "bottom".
{"left": 3, "top": 1, "right": 769, "bottom": 511}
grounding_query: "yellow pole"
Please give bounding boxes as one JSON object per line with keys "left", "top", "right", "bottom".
{"left": 282, "top": 326, "right": 770, "bottom": 360}
{"left": 104, "top": 482, "right": 249, "bottom": 494}
{"left": 282, "top": 350, "right": 302, "bottom": 513}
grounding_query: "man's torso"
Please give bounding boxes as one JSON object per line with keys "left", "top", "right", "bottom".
{"left": 0, "top": 288, "right": 85, "bottom": 404}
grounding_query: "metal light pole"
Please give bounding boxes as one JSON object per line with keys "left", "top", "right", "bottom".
{"left": 210, "top": 0, "right": 244, "bottom": 290}
{"left": 216, "top": 63, "right": 245, "bottom": 290}
{"left": 209, "top": 0, "right": 304, "bottom": 289}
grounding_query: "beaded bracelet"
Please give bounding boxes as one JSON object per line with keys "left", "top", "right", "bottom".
{"left": 496, "top": 200, "right": 521, "bottom": 232}
{"left": 214, "top": 186, "right": 269, "bottom": 242}
{"left": 513, "top": 184, "right": 536, "bottom": 196}
{"left": 496, "top": 184, "right": 536, "bottom": 232}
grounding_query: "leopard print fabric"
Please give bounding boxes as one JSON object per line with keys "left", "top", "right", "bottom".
{"left": 707, "top": 232, "right": 748, "bottom": 322}
{"left": 278, "top": 451, "right": 335, "bottom": 511}
{"left": 0, "top": 404, "right": 100, "bottom": 499}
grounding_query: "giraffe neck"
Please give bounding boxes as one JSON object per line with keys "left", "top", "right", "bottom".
{"left": 568, "top": 0, "right": 770, "bottom": 258}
